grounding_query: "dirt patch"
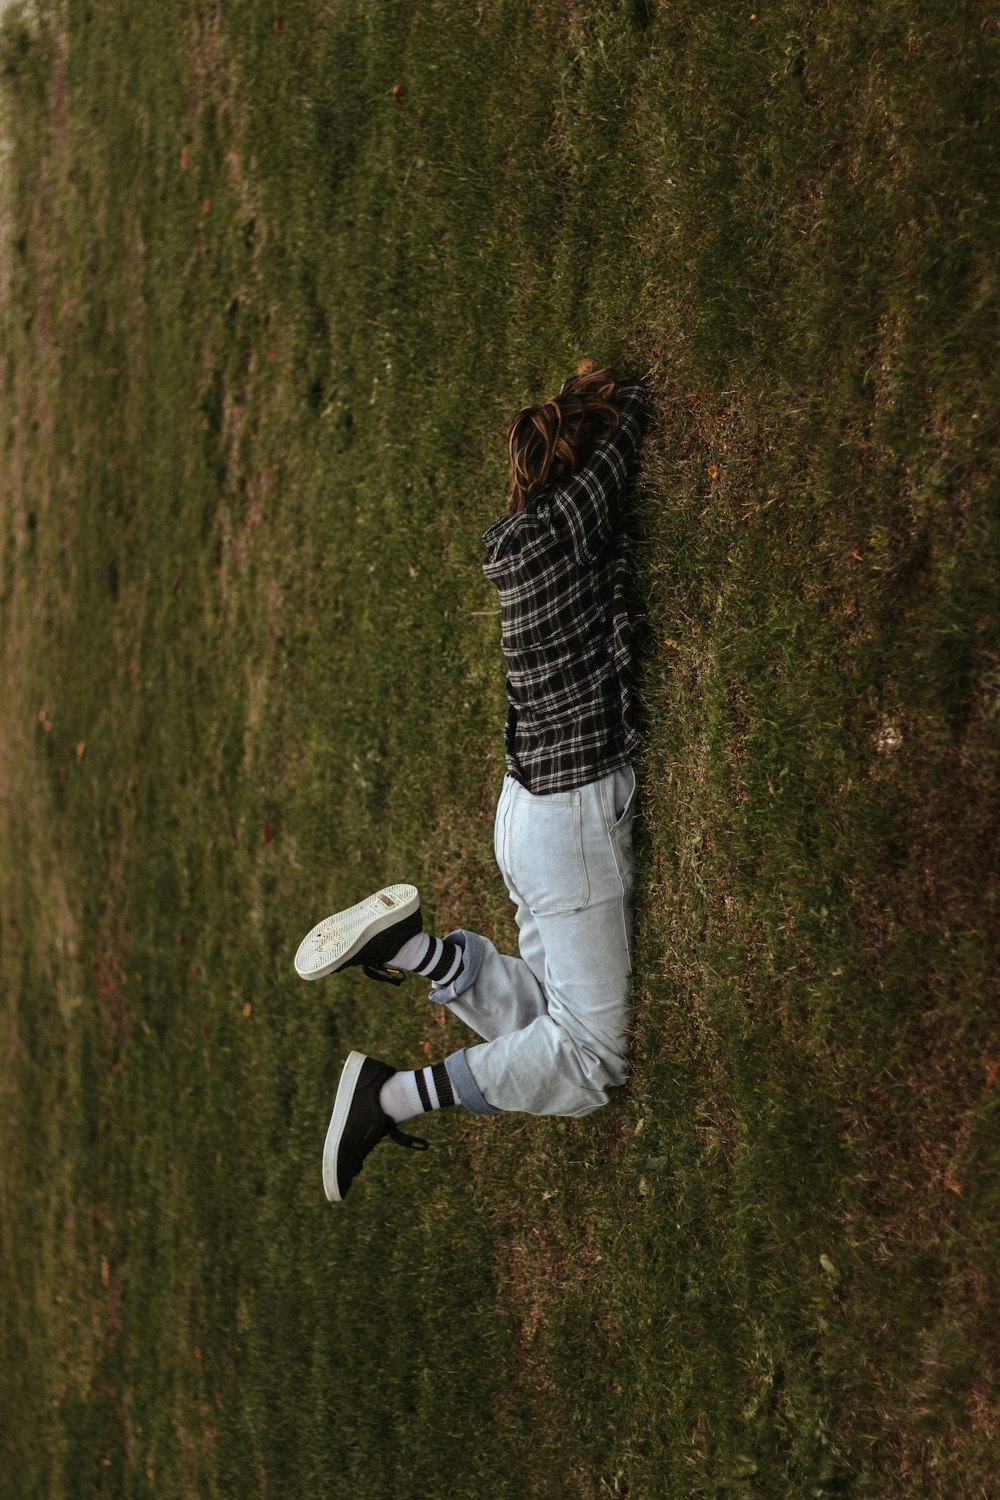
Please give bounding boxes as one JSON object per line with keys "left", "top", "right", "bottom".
{"left": 492, "top": 1193, "right": 607, "bottom": 1381}
{"left": 187, "top": 4, "right": 263, "bottom": 233}
{"left": 93, "top": 921, "right": 127, "bottom": 1040}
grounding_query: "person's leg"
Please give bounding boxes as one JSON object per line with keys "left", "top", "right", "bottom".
{"left": 302, "top": 765, "right": 636, "bottom": 1199}
{"left": 416, "top": 776, "right": 552, "bottom": 1046}
{"left": 294, "top": 779, "right": 561, "bottom": 1034}
{"left": 294, "top": 883, "right": 463, "bottom": 987}
{"left": 434, "top": 765, "right": 637, "bottom": 1118}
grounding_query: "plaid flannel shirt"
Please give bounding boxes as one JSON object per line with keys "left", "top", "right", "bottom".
{"left": 481, "top": 379, "right": 648, "bottom": 795}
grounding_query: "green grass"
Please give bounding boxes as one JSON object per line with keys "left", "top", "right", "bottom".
{"left": 1, "top": 1, "right": 998, "bottom": 1495}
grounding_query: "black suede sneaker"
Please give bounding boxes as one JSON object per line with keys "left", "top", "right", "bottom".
{"left": 323, "top": 1052, "right": 428, "bottom": 1202}
{"left": 294, "top": 884, "right": 422, "bottom": 985}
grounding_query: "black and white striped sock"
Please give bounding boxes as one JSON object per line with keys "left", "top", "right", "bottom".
{"left": 379, "top": 1062, "right": 456, "bottom": 1125}
{"left": 390, "top": 932, "right": 463, "bottom": 987}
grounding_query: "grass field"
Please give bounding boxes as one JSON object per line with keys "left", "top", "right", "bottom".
{"left": 2, "top": 1, "right": 999, "bottom": 1495}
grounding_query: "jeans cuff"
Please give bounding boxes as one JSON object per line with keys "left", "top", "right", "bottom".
{"left": 444, "top": 1048, "right": 501, "bottom": 1116}
{"left": 427, "top": 928, "right": 485, "bottom": 1003}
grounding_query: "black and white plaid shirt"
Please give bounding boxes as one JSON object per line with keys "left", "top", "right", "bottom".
{"left": 482, "top": 379, "right": 648, "bottom": 795}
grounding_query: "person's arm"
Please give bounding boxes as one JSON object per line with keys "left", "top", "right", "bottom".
{"left": 547, "top": 379, "right": 649, "bottom": 565}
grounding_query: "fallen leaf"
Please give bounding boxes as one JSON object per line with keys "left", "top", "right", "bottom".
{"left": 76, "top": 741, "right": 86, "bottom": 759}
{"left": 181, "top": 145, "right": 189, "bottom": 171}
{"left": 708, "top": 464, "right": 719, "bottom": 480}
{"left": 393, "top": 83, "right": 405, "bottom": 105}
{"left": 875, "top": 721, "right": 903, "bottom": 753}
{"left": 243, "top": 1001, "right": 252, "bottom": 1017}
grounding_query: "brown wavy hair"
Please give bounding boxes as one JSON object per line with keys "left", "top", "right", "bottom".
{"left": 505, "top": 365, "right": 623, "bottom": 517}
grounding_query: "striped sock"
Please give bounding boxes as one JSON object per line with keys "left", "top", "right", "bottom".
{"left": 391, "top": 932, "right": 463, "bottom": 987}
{"left": 379, "top": 1062, "right": 456, "bottom": 1125}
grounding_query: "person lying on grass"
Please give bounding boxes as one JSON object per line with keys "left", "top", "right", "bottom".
{"left": 295, "top": 363, "right": 650, "bottom": 1201}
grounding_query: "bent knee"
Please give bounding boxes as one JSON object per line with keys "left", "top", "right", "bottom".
{"left": 560, "top": 1038, "right": 629, "bottom": 1115}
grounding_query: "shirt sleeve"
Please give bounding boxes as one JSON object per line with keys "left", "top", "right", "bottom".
{"left": 545, "top": 380, "right": 649, "bottom": 566}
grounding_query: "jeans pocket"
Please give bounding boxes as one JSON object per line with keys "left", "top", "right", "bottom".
{"left": 611, "top": 764, "right": 637, "bottom": 828}
{"left": 508, "top": 787, "right": 589, "bottom": 915}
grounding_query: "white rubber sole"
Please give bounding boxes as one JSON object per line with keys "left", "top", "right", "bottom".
{"left": 323, "top": 1050, "right": 367, "bottom": 1202}
{"left": 293, "top": 883, "right": 419, "bottom": 981}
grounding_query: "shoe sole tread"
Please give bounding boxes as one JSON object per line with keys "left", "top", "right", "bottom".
{"left": 294, "top": 883, "right": 419, "bottom": 980}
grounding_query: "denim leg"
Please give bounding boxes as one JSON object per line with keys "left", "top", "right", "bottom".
{"left": 432, "top": 929, "right": 550, "bottom": 1116}
{"left": 436, "top": 767, "right": 636, "bottom": 1118}
{"left": 428, "top": 776, "right": 550, "bottom": 1042}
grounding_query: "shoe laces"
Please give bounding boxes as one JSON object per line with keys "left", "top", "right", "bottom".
{"left": 387, "top": 1123, "right": 429, "bottom": 1152}
{"left": 362, "top": 963, "right": 406, "bottom": 986}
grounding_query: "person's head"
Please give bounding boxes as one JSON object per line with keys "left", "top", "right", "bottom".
{"left": 504, "top": 365, "right": 622, "bottom": 517}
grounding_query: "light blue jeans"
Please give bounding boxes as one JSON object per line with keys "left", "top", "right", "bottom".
{"left": 435, "top": 764, "right": 637, "bottom": 1118}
